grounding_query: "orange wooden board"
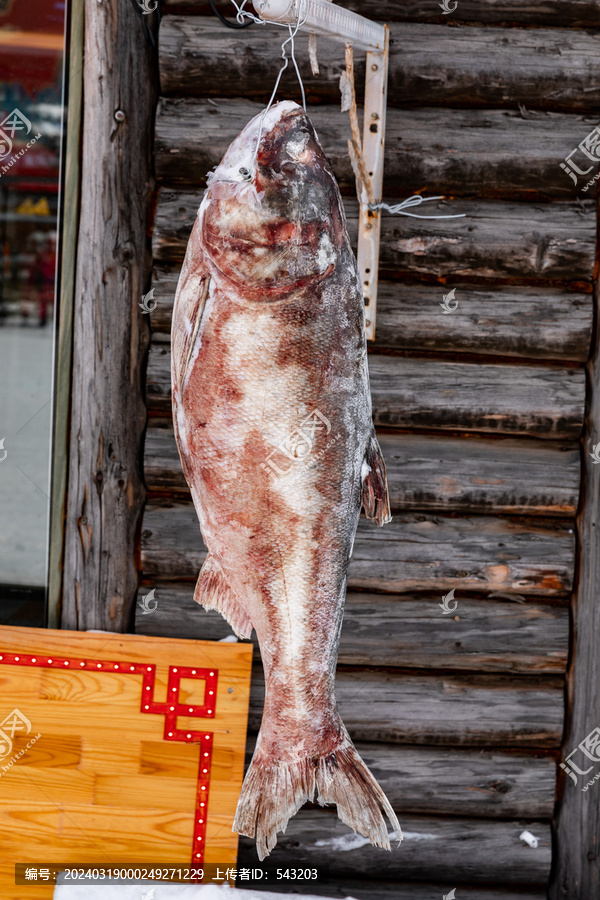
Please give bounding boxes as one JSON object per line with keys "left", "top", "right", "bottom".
{"left": 0, "top": 626, "right": 252, "bottom": 899}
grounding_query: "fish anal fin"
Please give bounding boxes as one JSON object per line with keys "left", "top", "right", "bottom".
{"left": 194, "top": 555, "right": 253, "bottom": 640}
{"left": 361, "top": 433, "right": 392, "bottom": 527}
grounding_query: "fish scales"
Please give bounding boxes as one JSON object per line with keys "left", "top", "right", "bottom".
{"left": 171, "top": 100, "right": 401, "bottom": 859}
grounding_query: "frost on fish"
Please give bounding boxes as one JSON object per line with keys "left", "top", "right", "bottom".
{"left": 171, "top": 100, "right": 400, "bottom": 860}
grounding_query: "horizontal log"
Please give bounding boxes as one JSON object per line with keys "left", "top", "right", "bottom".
{"left": 144, "top": 425, "right": 580, "bottom": 516}
{"left": 152, "top": 190, "right": 596, "bottom": 282}
{"left": 346, "top": 743, "right": 556, "bottom": 819}
{"left": 247, "top": 666, "right": 563, "bottom": 747}
{"left": 159, "top": 18, "right": 600, "bottom": 112}
{"left": 147, "top": 346, "right": 585, "bottom": 438}
{"left": 162, "top": 0, "right": 600, "bottom": 28}
{"left": 242, "top": 738, "right": 557, "bottom": 819}
{"left": 141, "top": 500, "right": 575, "bottom": 596}
{"left": 149, "top": 265, "right": 593, "bottom": 362}
{"left": 369, "top": 357, "right": 584, "bottom": 438}
{"left": 156, "top": 97, "right": 597, "bottom": 200}
{"left": 237, "top": 809, "right": 552, "bottom": 884}
{"left": 373, "top": 284, "right": 592, "bottom": 361}
{"left": 135, "top": 582, "right": 569, "bottom": 673}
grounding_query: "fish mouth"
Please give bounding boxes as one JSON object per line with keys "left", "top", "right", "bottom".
{"left": 208, "top": 101, "right": 307, "bottom": 189}
{"left": 200, "top": 101, "right": 342, "bottom": 298}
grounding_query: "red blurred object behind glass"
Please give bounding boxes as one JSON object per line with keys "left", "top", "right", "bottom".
{"left": 0, "top": 0, "right": 63, "bottom": 96}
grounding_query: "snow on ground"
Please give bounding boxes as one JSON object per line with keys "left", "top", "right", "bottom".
{"left": 53, "top": 881, "right": 358, "bottom": 899}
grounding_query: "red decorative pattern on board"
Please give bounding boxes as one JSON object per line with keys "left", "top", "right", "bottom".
{"left": 0, "top": 651, "right": 218, "bottom": 865}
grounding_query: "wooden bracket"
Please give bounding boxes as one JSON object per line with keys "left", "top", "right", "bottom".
{"left": 358, "top": 26, "right": 389, "bottom": 342}
{"left": 254, "top": 2, "right": 389, "bottom": 339}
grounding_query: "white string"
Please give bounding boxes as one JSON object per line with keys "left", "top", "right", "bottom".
{"left": 229, "top": 0, "right": 265, "bottom": 25}
{"left": 289, "top": 15, "right": 307, "bottom": 112}
{"left": 369, "top": 194, "right": 465, "bottom": 219}
{"left": 224, "top": 3, "right": 464, "bottom": 223}
{"left": 226, "top": 0, "right": 308, "bottom": 178}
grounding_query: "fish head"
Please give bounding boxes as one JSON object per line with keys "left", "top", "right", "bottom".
{"left": 200, "top": 101, "right": 344, "bottom": 296}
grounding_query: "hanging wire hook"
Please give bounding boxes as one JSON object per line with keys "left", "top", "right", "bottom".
{"left": 245, "top": 1, "right": 309, "bottom": 176}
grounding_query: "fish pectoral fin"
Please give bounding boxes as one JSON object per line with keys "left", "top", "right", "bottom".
{"left": 171, "top": 215, "right": 211, "bottom": 394}
{"left": 194, "top": 555, "right": 253, "bottom": 640}
{"left": 361, "top": 433, "right": 392, "bottom": 527}
{"left": 173, "top": 274, "right": 210, "bottom": 394}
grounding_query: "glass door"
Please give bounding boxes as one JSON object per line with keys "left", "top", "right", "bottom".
{"left": 0, "top": 0, "right": 66, "bottom": 627}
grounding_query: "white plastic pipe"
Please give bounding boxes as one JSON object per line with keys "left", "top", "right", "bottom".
{"left": 252, "top": 0, "right": 386, "bottom": 51}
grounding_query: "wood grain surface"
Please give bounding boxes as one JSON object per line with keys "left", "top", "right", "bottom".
{"left": 550, "top": 252, "right": 600, "bottom": 898}
{"left": 160, "top": 18, "right": 600, "bottom": 112}
{"left": 155, "top": 97, "right": 596, "bottom": 201}
{"left": 162, "top": 0, "right": 600, "bottom": 28}
{"left": 0, "top": 626, "right": 252, "bottom": 900}
{"left": 60, "top": 0, "right": 154, "bottom": 632}
{"left": 146, "top": 3, "right": 592, "bottom": 894}
{"left": 262, "top": 882, "right": 548, "bottom": 900}
{"left": 237, "top": 808, "right": 552, "bottom": 885}
{"left": 144, "top": 425, "right": 581, "bottom": 517}
{"left": 152, "top": 190, "right": 596, "bottom": 282}
{"left": 141, "top": 500, "right": 575, "bottom": 597}
{"left": 149, "top": 264, "right": 593, "bottom": 361}
{"left": 246, "top": 666, "right": 563, "bottom": 747}
{"left": 135, "top": 582, "right": 569, "bottom": 674}
{"left": 146, "top": 344, "right": 586, "bottom": 438}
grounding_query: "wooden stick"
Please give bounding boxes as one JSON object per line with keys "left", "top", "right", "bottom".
{"left": 345, "top": 43, "right": 376, "bottom": 206}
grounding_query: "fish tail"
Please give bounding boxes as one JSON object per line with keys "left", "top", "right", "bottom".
{"left": 233, "top": 750, "right": 317, "bottom": 860}
{"left": 315, "top": 738, "right": 402, "bottom": 850}
{"left": 233, "top": 731, "right": 401, "bottom": 860}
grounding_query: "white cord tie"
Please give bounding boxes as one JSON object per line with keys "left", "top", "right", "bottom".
{"left": 369, "top": 195, "right": 466, "bottom": 219}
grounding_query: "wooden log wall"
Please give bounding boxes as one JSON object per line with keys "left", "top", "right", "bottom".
{"left": 136, "top": 1, "right": 599, "bottom": 895}
{"left": 60, "top": 0, "right": 155, "bottom": 631}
